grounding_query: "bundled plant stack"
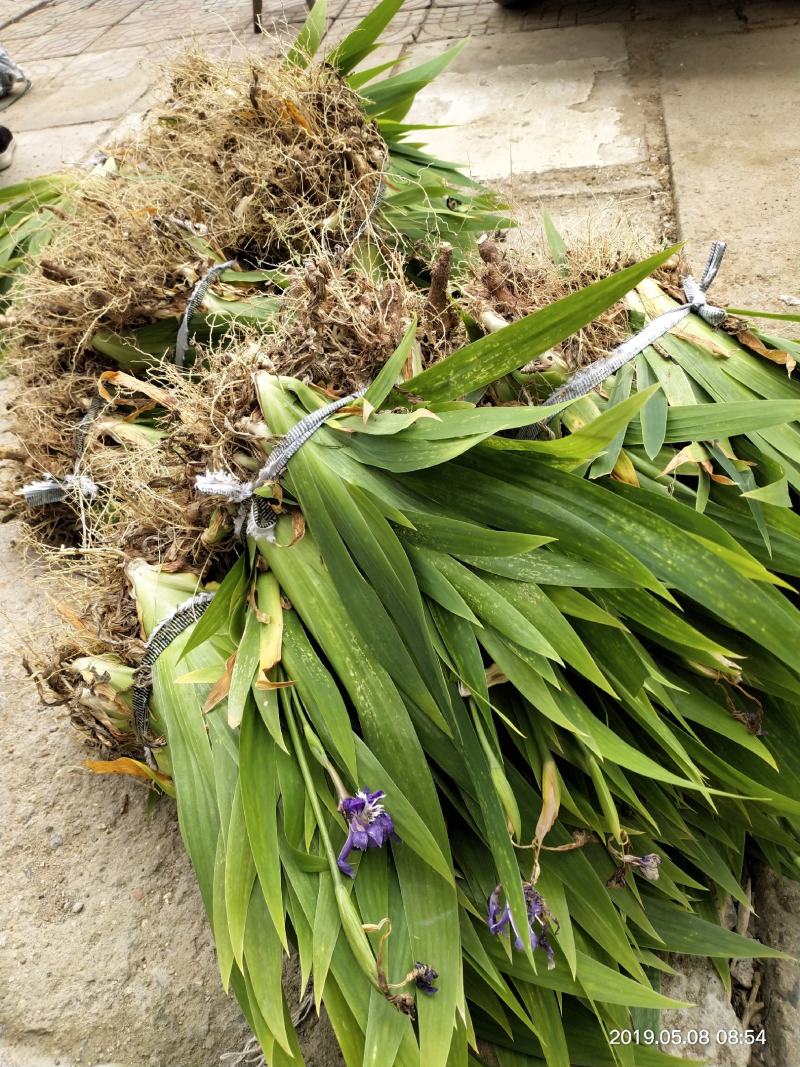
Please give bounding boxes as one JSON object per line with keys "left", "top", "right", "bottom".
{"left": 3, "top": 2, "right": 800, "bottom": 1066}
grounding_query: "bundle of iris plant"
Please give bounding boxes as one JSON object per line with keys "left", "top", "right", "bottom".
{"left": 8, "top": 2, "right": 800, "bottom": 1066}
{"left": 66, "top": 307, "right": 800, "bottom": 1065}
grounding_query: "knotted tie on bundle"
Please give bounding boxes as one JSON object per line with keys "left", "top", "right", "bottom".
{"left": 195, "top": 387, "right": 367, "bottom": 539}
{"left": 16, "top": 397, "right": 104, "bottom": 517}
{"left": 174, "top": 259, "right": 237, "bottom": 368}
{"left": 131, "top": 592, "right": 215, "bottom": 741}
{"left": 517, "top": 240, "right": 728, "bottom": 440}
{"left": 131, "top": 387, "right": 366, "bottom": 741}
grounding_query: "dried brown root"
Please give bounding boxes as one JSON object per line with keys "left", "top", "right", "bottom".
{"left": 3, "top": 46, "right": 459, "bottom": 757}
{"left": 427, "top": 242, "right": 453, "bottom": 318}
{"left": 258, "top": 250, "right": 441, "bottom": 391}
{"left": 8, "top": 173, "right": 219, "bottom": 387}
{"left": 463, "top": 219, "right": 676, "bottom": 373}
{"left": 7, "top": 47, "right": 387, "bottom": 388}
{"left": 425, "top": 242, "right": 460, "bottom": 347}
{"left": 7, "top": 257, "right": 440, "bottom": 673}
{"left": 119, "top": 50, "right": 386, "bottom": 265}
{"left": 477, "top": 235, "right": 517, "bottom": 315}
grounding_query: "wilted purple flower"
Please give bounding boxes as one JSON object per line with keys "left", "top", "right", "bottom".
{"left": 628, "top": 852, "right": 662, "bottom": 881}
{"left": 487, "top": 882, "right": 557, "bottom": 969}
{"left": 369, "top": 917, "right": 437, "bottom": 1017}
{"left": 410, "top": 962, "right": 439, "bottom": 996}
{"left": 608, "top": 849, "right": 662, "bottom": 887}
{"left": 637, "top": 853, "right": 662, "bottom": 879}
{"left": 337, "top": 788, "right": 395, "bottom": 877}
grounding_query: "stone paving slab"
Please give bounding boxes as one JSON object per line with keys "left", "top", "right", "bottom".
{"left": 338, "top": 0, "right": 430, "bottom": 16}
{"left": 659, "top": 21, "right": 800, "bottom": 312}
{"left": 7, "top": 118, "right": 115, "bottom": 176}
{"left": 27, "top": 0, "right": 145, "bottom": 33}
{"left": 415, "top": 6, "right": 540, "bottom": 41}
{"left": 0, "top": 0, "right": 49, "bottom": 22}
{"left": 415, "top": 0, "right": 748, "bottom": 41}
{"left": 401, "top": 24, "right": 646, "bottom": 181}
{"left": 86, "top": 10, "right": 253, "bottom": 51}
{"left": 202, "top": 27, "right": 289, "bottom": 59}
{"left": 257, "top": 0, "right": 354, "bottom": 22}
{"left": 9, "top": 23, "right": 111, "bottom": 59}
{"left": 2, "top": 17, "right": 67, "bottom": 42}
{"left": 11, "top": 46, "right": 152, "bottom": 131}
{"left": 2, "top": 0, "right": 141, "bottom": 38}
{"left": 495, "top": 163, "right": 671, "bottom": 252}
{"left": 15, "top": 54, "right": 71, "bottom": 87}
{"left": 2, "top": 10, "right": 78, "bottom": 42}
{"left": 123, "top": 0, "right": 239, "bottom": 19}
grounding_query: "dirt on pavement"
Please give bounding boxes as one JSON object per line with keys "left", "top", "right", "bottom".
{"left": 0, "top": 382, "right": 254, "bottom": 1067}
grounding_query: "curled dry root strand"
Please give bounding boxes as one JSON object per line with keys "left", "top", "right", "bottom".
{"left": 9, "top": 51, "right": 387, "bottom": 379}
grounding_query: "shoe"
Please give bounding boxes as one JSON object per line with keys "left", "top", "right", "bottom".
{"left": 0, "top": 125, "right": 15, "bottom": 171}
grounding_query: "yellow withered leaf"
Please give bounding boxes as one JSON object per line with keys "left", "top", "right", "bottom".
{"left": 735, "top": 328, "right": 796, "bottom": 374}
{"left": 84, "top": 757, "right": 175, "bottom": 795}
{"left": 281, "top": 98, "right": 313, "bottom": 132}
{"left": 203, "top": 653, "right": 236, "bottom": 714}
{"left": 660, "top": 442, "right": 709, "bottom": 478}
{"left": 254, "top": 673, "right": 294, "bottom": 691}
{"left": 99, "top": 370, "right": 176, "bottom": 409}
{"left": 534, "top": 759, "right": 561, "bottom": 848}
{"left": 611, "top": 450, "right": 639, "bottom": 486}
{"left": 50, "top": 598, "right": 90, "bottom": 633}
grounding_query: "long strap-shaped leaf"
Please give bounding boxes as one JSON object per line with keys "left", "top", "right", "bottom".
{"left": 195, "top": 387, "right": 366, "bottom": 538}
{"left": 515, "top": 241, "right": 728, "bottom": 440}
{"left": 399, "top": 245, "right": 680, "bottom": 401}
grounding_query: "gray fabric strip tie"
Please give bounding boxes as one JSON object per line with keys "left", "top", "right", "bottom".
{"left": 196, "top": 387, "right": 367, "bottom": 538}
{"left": 17, "top": 474, "right": 99, "bottom": 507}
{"left": 174, "top": 259, "right": 237, "bottom": 368}
{"left": 131, "top": 592, "right": 214, "bottom": 739}
{"left": 17, "top": 395, "right": 104, "bottom": 508}
{"left": 517, "top": 241, "right": 728, "bottom": 441}
{"left": 134, "top": 391, "right": 365, "bottom": 741}
{"left": 173, "top": 160, "right": 385, "bottom": 368}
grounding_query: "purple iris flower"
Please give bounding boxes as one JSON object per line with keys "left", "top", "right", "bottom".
{"left": 487, "top": 882, "right": 557, "bottom": 970}
{"left": 337, "top": 788, "right": 395, "bottom": 877}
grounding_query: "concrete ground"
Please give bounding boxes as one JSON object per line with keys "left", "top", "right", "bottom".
{"left": 1, "top": 1, "right": 800, "bottom": 1065}
{"left": 2, "top": 0, "right": 800, "bottom": 308}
